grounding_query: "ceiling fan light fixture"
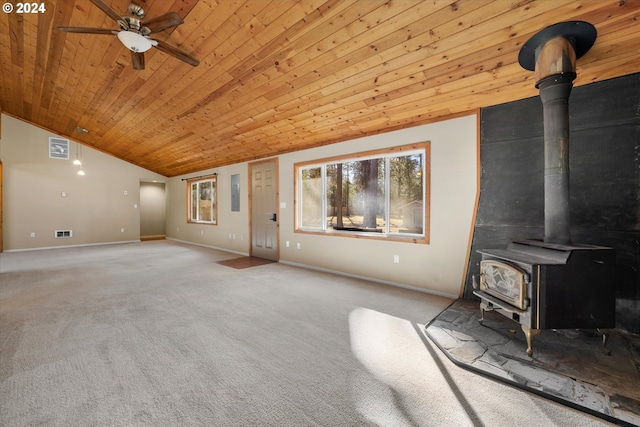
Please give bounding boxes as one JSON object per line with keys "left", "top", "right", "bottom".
{"left": 74, "top": 143, "right": 84, "bottom": 169}
{"left": 117, "top": 31, "right": 153, "bottom": 53}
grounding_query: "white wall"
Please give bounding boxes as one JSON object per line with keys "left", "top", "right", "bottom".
{"left": 2, "top": 112, "right": 477, "bottom": 296}
{"left": 279, "top": 114, "right": 478, "bottom": 297}
{"left": 165, "top": 162, "right": 250, "bottom": 255}
{"left": 0, "top": 114, "right": 165, "bottom": 250}
{"left": 167, "top": 114, "right": 478, "bottom": 298}
{"left": 3, "top": 111, "right": 477, "bottom": 296}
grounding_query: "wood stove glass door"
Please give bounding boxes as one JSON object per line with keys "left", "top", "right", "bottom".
{"left": 480, "top": 260, "right": 529, "bottom": 310}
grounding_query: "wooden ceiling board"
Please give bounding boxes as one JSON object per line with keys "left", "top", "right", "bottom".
{"left": 1, "top": 0, "right": 639, "bottom": 177}
{"left": 195, "top": 2, "right": 528, "bottom": 134}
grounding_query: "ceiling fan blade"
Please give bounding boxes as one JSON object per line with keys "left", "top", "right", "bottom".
{"left": 89, "top": 0, "right": 122, "bottom": 22}
{"left": 153, "top": 39, "right": 199, "bottom": 67}
{"left": 142, "top": 12, "right": 184, "bottom": 33}
{"left": 58, "top": 26, "right": 116, "bottom": 35}
{"left": 131, "top": 51, "right": 145, "bottom": 70}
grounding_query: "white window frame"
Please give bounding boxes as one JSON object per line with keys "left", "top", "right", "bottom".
{"left": 294, "top": 142, "right": 430, "bottom": 244}
{"left": 187, "top": 176, "right": 218, "bottom": 225}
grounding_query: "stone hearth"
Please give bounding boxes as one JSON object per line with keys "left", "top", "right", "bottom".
{"left": 425, "top": 299, "right": 640, "bottom": 426}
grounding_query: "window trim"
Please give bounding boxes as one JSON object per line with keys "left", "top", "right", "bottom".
{"left": 187, "top": 175, "right": 218, "bottom": 225}
{"left": 294, "top": 142, "right": 430, "bottom": 244}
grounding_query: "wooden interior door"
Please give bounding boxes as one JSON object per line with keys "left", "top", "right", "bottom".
{"left": 250, "top": 159, "right": 278, "bottom": 261}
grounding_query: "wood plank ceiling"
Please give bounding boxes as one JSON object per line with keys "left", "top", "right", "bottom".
{"left": 1, "top": 0, "right": 639, "bottom": 177}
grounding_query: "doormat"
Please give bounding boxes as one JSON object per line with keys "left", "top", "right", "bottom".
{"left": 217, "top": 257, "right": 275, "bottom": 269}
{"left": 425, "top": 299, "right": 640, "bottom": 426}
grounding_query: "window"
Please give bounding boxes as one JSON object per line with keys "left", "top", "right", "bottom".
{"left": 295, "top": 142, "right": 429, "bottom": 243}
{"left": 188, "top": 176, "right": 217, "bottom": 224}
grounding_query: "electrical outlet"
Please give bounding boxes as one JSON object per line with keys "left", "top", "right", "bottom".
{"left": 30, "top": 232, "right": 36, "bottom": 238}
{"left": 286, "top": 241, "right": 290, "bottom": 248}
{"left": 296, "top": 242, "right": 301, "bottom": 250}
{"left": 121, "top": 228, "right": 125, "bottom": 233}
{"left": 394, "top": 255, "right": 400, "bottom": 264}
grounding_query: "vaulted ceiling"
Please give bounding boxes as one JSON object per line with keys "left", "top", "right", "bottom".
{"left": 1, "top": 0, "right": 639, "bottom": 177}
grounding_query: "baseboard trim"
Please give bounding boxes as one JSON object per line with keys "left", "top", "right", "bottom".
{"left": 165, "top": 237, "right": 249, "bottom": 257}
{"left": 3, "top": 240, "right": 141, "bottom": 253}
{"left": 279, "top": 260, "right": 458, "bottom": 300}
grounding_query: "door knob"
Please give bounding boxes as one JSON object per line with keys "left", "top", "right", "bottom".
{"left": 271, "top": 213, "right": 277, "bottom": 222}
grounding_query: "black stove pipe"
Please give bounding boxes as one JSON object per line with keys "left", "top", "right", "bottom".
{"left": 538, "top": 73, "right": 575, "bottom": 245}
{"left": 518, "top": 21, "right": 597, "bottom": 246}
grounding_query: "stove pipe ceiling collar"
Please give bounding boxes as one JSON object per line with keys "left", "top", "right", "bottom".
{"left": 517, "top": 21, "right": 597, "bottom": 245}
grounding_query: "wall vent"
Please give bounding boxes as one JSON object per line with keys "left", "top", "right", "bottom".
{"left": 49, "top": 137, "right": 70, "bottom": 160}
{"left": 54, "top": 230, "right": 73, "bottom": 238}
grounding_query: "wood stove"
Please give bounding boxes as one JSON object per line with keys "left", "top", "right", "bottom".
{"left": 474, "top": 240, "right": 615, "bottom": 355}
{"left": 473, "top": 22, "right": 616, "bottom": 356}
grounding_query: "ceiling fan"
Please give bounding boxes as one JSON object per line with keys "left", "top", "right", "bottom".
{"left": 58, "top": 0, "right": 199, "bottom": 70}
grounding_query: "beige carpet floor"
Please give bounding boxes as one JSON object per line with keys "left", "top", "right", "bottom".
{"left": 0, "top": 241, "right": 614, "bottom": 426}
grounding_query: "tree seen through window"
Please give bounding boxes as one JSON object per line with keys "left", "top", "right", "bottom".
{"left": 188, "top": 177, "right": 217, "bottom": 224}
{"left": 297, "top": 143, "right": 428, "bottom": 240}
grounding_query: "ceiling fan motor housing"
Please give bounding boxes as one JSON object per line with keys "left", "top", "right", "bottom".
{"left": 128, "top": 3, "right": 145, "bottom": 18}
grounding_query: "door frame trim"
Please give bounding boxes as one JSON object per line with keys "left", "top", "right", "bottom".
{"left": 248, "top": 158, "right": 279, "bottom": 261}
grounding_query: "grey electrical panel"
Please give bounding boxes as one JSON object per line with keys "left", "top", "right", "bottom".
{"left": 231, "top": 174, "right": 240, "bottom": 212}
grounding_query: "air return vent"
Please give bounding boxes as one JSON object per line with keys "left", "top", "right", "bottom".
{"left": 54, "top": 230, "right": 73, "bottom": 238}
{"left": 49, "top": 137, "right": 70, "bottom": 160}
